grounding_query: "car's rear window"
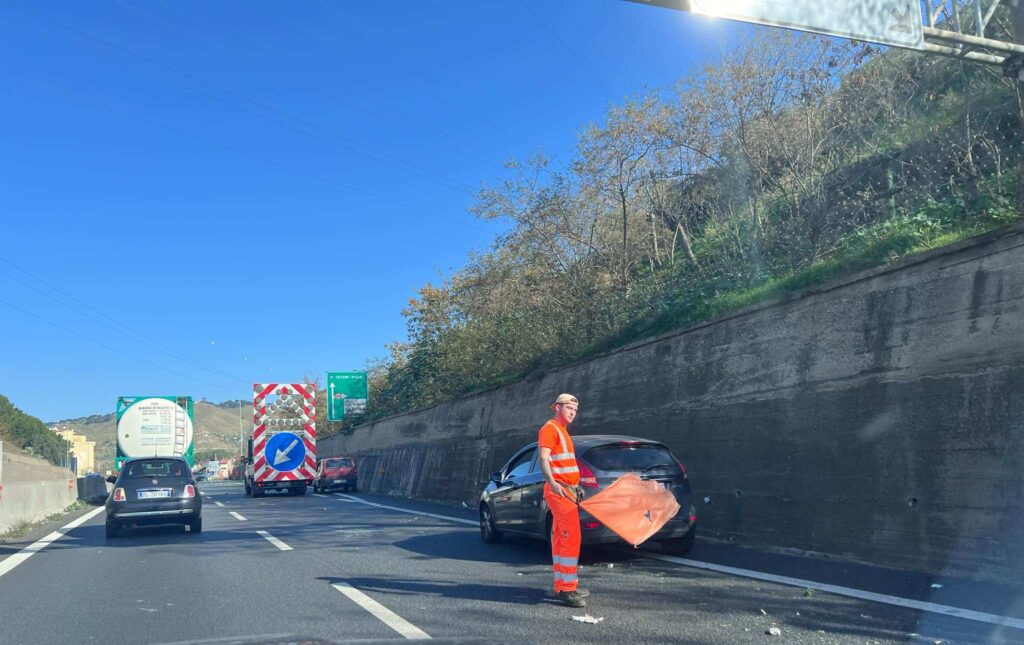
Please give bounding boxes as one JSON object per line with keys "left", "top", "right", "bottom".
{"left": 583, "top": 444, "right": 682, "bottom": 474}
{"left": 326, "top": 458, "right": 354, "bottom": 468}
{"left": 124, "top": 460, "right": 188, "bottom": 479}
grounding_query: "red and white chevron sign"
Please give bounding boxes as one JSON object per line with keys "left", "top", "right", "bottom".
{"left": 252, "top": 383, "right": 317, "bottom": 483}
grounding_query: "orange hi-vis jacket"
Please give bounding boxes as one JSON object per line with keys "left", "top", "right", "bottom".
{"left": 539, "top": 420, "right": 580, "bottom": 486}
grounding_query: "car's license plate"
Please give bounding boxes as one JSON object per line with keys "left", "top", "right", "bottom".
{"left": 138, "top": 490, "right": 172, "bottom": 499}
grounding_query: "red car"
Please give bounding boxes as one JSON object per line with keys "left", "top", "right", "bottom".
{"left": 313, "top": 457, "right": 358, "bottom": 493}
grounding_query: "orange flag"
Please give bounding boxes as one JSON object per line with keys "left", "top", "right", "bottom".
{"left": 579, "top": 473, "right": 681, "bottom": 547}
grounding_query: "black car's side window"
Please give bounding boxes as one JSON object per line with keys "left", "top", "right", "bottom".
{"left": 505, "top": 449, "right": 536, "bottom": 480}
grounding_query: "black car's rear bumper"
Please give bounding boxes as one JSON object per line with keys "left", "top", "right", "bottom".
{"left": 580, "top": 515, "right": 695, "bottom": 545}
{"left": 107, "top": 502, "right": 200, "bottom": 526}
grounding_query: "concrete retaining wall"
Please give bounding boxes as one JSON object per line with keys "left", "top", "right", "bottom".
{"left": 0, "top": 479, "right": 78, "bottom": 533}
{"left": 319, "top": 223, "right": 1024, "bottom": 584}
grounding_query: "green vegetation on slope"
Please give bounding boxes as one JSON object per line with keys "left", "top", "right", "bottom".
{"left": 323, "top": 25, "right": 1023, "bottom": 436}
{"left": 0, "top": 395, "right": 66, "bottom": 466}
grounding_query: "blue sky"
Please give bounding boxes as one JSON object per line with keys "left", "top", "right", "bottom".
{"left": 0, "top": 1, "right": 747, "bottom": 421}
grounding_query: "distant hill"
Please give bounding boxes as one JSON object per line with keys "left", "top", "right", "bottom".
{"left": 50, "top": 400, "right": 248, "bottom": 472}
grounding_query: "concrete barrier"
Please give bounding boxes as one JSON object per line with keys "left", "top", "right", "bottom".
{"left": 0, "top": 479, "right": 78, "bottom": 533}
{"left": 76, "top": 477, "right": 110, "bottom": 504}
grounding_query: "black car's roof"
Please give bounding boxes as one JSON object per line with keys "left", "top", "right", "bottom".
{"left": 516, "top": 434, "right": 668, "bottom": 451}
{"left": 122, "top": 456, "right": 189, "bottom": 464}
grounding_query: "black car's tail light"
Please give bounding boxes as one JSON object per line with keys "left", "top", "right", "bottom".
{"left": 113, "top": 488, "right": 126, "bottom": 502}
{"left": 578, "top": 462, "right": 599, "bottom": 488}
{"left": 183, "top": 485, "right": 196, "bottom": 498}
{"left": 677, "top": 460, "right": 688, "bottom": 479}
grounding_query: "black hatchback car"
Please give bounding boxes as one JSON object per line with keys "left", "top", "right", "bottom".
{"left": 479, "top": 435, "right": 697, "bottom": 554}
{"left": 105, "top": 457, "right": 203, "bottom": 538}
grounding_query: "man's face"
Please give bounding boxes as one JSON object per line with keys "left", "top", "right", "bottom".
{"left": 557, "top": 402, "right": 578, "bottom": 424}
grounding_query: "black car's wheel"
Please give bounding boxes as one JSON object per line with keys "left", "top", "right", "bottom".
{"left": 189, "top": 517, "right": 203, "bottom": 534}
{"left": 479, "top": 504, "right": 502, "bottom": 544}
{"left": 661, "top": 529, "right": 695, "bottom": 555}
{"left": 105, "top": 521, "right": 119, "bottom": 539}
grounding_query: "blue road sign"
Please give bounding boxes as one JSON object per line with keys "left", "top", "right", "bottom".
{"left": 265, "top": 431, "right": 305, "bottom": 472}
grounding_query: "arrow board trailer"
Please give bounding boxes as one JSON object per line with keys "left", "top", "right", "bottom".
{"left": 245, "top": 383, "right": 317, "bottom": 498}
{"left": 115, "top": 396, "right": 195, "bottom": 471}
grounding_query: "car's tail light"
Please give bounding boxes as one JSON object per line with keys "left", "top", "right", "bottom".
{"left": 583, "top": 521, "right": 601, "bottom": 529}
{"left": 677, "top": 460, "right": 688, "bottom": 479}
{"left": 183, "top": 485, "right": 196, "bottom": 498}
{"left": 578, "top": 462, "right": 598, "bottom": 488}
{"left": 689, "top": 515, "right": 697, "bottom": 523}
{"left": 113, "top": 488, "right": 126, "bottom": 502}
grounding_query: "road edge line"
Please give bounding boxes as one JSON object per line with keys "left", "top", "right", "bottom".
{"left": 643, "top": 552, "right": 1024, "bottom": 631}
{"left": 0, "top": 506, "right": 105, "bottom": 579}
{"left": 337, "top": 494, "right": 477, "bottom": 526}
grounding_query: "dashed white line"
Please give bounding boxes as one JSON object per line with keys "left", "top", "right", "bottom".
{"left": 338, "top": 495, "right": 1024, "bottom": 631}
{"left": 336, "top": 494, "right": 476, "bottom": 526}
{"left": 0, "top": 506, "right": 105, "bottom": 580}
{"left": 313, "top": 493, "right": 328, "bottom": 498}
{"left": 256, "top": 530, "right": 292, "bottom": 551}
{"left": 332, "top": 582, "right": 430, "bottom": 639}
{"left": 214, "top": 501, "right": 225, "bottom": 508}
{"left": 229, "top": 511, "right": 247, "bottom": 521}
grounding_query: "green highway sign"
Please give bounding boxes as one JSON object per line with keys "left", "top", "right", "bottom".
{"left": 326, "top": 371, "right": 368, "bottom": 421}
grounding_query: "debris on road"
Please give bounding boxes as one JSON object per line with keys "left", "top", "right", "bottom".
{"left": 607, "top": 563, "right": 614, "bottom": 568}
{"left": 759, "top": 608, "right": 768, "bottom": 615}
{"left": 930, "top": 583, "right": 943, "bottom": 589}
{"left": 766, "top": 627, "right": 781, "bottom": 636}
{"left": 803, "top": 588, "right": 815, "bottom": 597}
{"left": 704, "top": 496, "right": 712, "bottom": 504}
{"left": 570, "top": 614, "right": 604, "bottom": 625}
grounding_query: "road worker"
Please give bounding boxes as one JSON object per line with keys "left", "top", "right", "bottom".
{"left": 537, "top": 392, "right": 589, "bottom": 608}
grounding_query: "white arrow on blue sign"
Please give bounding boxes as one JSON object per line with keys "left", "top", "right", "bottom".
{"left": 265, "top": 431, "right": 306, "bottom": 472}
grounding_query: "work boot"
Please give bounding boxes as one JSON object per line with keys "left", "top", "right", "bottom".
{"left": 575, "top": 588, "right": 590, "bottom": 598}
{"left": 556, "top": 590, "right": 587, "bottom": 608}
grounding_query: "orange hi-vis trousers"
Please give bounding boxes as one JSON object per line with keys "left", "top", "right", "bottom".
{"left": 544, "top": 483, "right": 581, "bottom": 593}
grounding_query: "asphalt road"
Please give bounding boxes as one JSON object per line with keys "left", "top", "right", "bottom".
{"left": 1, "top": 481, "right": 1022, "bottom": 644}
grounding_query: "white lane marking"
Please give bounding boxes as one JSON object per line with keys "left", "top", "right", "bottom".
{"left": 229, "top": 512, "right": 247, "bottom": 521}
{"left": 313, "top": 493, "right": 328, "bottom": 498}
{"left": 338, "top": 495, "right": 1024, "bottom": 631}
{"left": 214, "top": 501, "right": 225, "bottom": 508}
{"left": 0, "top": 506, "right": 105, "bottom": 580}
{"left": 332, "top": 582, "right": 430, "bottom": 640}
{"left": 336, "top": 494, "right": 476, "bottom": 526}
{"left": 644, "top": 553, "right": 1024, "bottom": 631}
{"left": 257, "top": 530, "right": 292, "bottom": 551}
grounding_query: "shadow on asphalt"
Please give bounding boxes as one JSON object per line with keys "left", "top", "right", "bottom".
{"left": 316, "top": 575, "right": 555, "bottom": 606}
